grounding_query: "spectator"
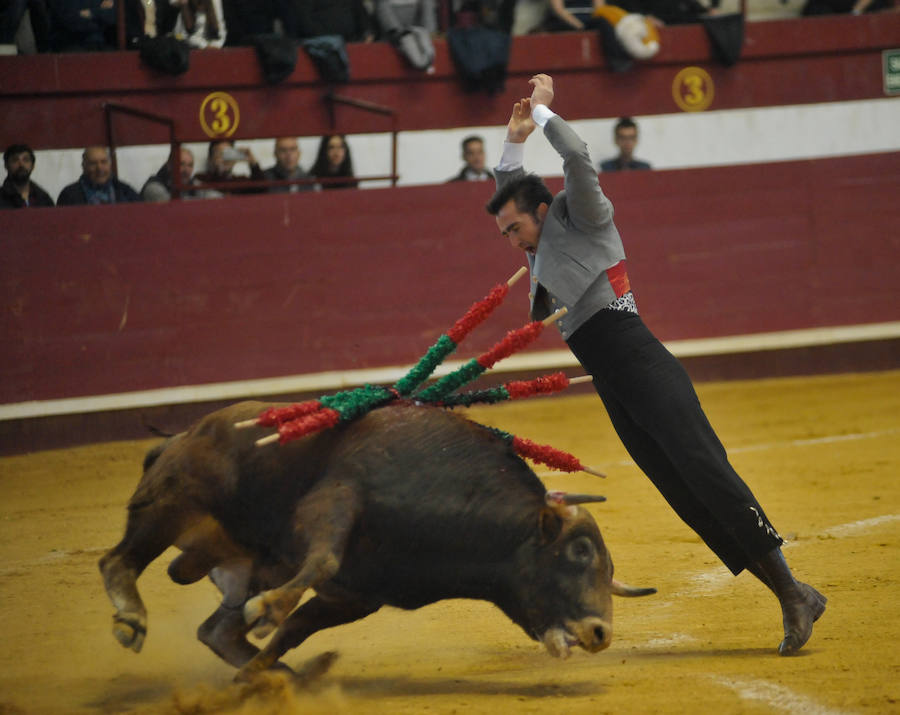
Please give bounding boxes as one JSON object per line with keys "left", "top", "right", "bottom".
{"left": 1, "top": 143, "right": 54, "bottom": 208}
{"left": 802, "top": 0, "right": 894, "bottom": 14}
{"left": 310, "top": 134, "right": 358, "bottom": 190}
{"left": 599, "top": 117, "right": 651, "bottom": 172}
{"left": 141, "top": 146, "right": 216, "bottom": 201}
{"left": 194, "top": 139, "right": 266, "bottom": 193}
{"left": 219, "top": 0, "right": 278, "bottom": 45}
{"left": 263, "top": 137, "right": 316, "bottom": 193}
{"left": 284, "top": 0, "right": 373, "bottom": 42}
{"left": 447, "top": 135, "right": 493, "bottom": 182}
{"left": 47, "top": 0, "right": 117, "bottom": 51}
{"left": 57, "top": 146, "right": 141, "bottom": 205}
{"left": 1, "top": 0, "right": 51, "bottom": 53}
{"left": 374, "top": 0, "right": 436, "bottom": 71}
{"left": 543, "top": 0, "right": 606, "bottom": 32}
{"left": 170, "top": 0, "right": 226, "bottom": 48}
{"left": 615, "top": 0, "right": 713, "bottom": 25}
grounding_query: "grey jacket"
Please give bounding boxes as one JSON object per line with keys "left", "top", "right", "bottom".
{"left": 495, "top": 114, "right": 627, "bottom": 338}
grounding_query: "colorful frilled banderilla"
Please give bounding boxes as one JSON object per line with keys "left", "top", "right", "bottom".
{"left": 236, "top": 268, "right": 604, "bottom": 477}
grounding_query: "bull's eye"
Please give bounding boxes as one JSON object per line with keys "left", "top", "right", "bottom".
{"left": 565, "top": 536, "right": 595, "bottom": 566}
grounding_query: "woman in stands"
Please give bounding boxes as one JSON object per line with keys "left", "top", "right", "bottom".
{"left": 311, "top": 134, "right": 359, "bottom": 190}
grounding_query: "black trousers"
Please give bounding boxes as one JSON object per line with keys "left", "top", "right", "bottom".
{"left": 567, "top": 308, "right": 783, "bottom": 574}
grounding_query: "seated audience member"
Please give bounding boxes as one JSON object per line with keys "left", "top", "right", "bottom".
{"left": 543, "top": 0, "right": 606, "bottom": 31}
{"left": 1, "top": 143, "right": 54, "bottom": 208}
{"left": 802, "top": 0, "right": 894, "bottom": 13}
{"left": 310, "top": 134, "right": 358, "bottom": 190}
{"left": 263, "top": 137, "right": 315, "bottom": 193}
{"left": 284, "top": 0, "right": 373, "bottom": 42}
{"left": 1, "top": 0, "right": 51, "bottom": 53}
{"left": 447, "top": 135, "right": 493, "bottom": 182}
{"left": 219, "top": 0, "right": 277, "bottom": 45}
{"left": 170, "top": 0, "right": 226, "bottom": 48}
{"left": 614, "top": 0, "right": 713, "bottom": 25}
{"left": 141, "top": 146, "right": 217, "bottom": 201}
{"left": 599, "top": 116, "right": 652, "bottom": 172}
{"left": 194, "top": 139, "right": 265, "bottom": 193}
{"left": 57, "top": 146, "right": 141, "bottom": 205}
{"left": 47, "top": 0, "right": 117, "bottom": 51}
{"left": 374, "top": 0, "right": 436, "bottom": 71}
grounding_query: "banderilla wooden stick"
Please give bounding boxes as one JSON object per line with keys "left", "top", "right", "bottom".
{"left": 507, "top": 266, "right": 527, "bottom": 286}
{"left": 542, "top": 307, "right": 567, "bottom": 326}
{"left": 256, "top": 432, "right": 281, "bottom": 447}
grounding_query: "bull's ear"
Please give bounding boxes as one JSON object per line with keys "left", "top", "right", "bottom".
{"left": 539, "top": 507, "right": 564, "bottom": 544}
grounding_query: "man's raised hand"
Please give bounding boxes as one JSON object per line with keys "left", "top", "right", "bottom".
{"left": 506, "top": 98, "right": 536, "bottom": 144}
{"left": 529, "top": 74, "right": 554, "bottom": 109}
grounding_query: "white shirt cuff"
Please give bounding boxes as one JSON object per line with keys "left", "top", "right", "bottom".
{"left": 532, "top": 104, "right": 557, "bottom": 128}
{"left": 496, "top": 141, "right": 525, "bottom": 172}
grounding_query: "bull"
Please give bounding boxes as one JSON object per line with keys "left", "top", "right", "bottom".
{"left": 99, "top": 400, "right": 655, "bottom": 680}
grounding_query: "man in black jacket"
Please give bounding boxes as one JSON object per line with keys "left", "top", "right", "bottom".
{"left": 447, "top": 135, "right": 493, "bottom": 182}
{"left": 1, "top": 144, "right": 54, "bottom": 209}
{"left": 57, "top": 146, "right": 141, "bottom": 205}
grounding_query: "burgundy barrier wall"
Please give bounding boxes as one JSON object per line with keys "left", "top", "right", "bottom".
{"left": 3, "top": 152, "right": 898, "bottom": 406}
{"left": 1, "top": 14, "right": 898, "bottom": 149}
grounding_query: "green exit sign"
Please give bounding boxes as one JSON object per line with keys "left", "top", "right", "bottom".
{"left": 885, "top": 49, "right": 900, "bottom": 96}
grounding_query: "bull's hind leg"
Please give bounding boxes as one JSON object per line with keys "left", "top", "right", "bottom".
{"left": 243, "top": 483, "right": 361, "bottom": 636}
{"left": 236, "top": 594, "right": 379, "bottom": 680}
{"left": 99, "top": 503, "right": 203, "bottom": 652}
{"left": 197, "top": 559, "right": 261, "bottom": 668}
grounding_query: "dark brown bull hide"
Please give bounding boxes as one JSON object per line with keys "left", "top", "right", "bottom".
{"left": 99, "top": 401, "right": 654, "bottom": 679}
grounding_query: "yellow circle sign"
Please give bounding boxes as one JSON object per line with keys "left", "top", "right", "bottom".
{"left": 199, "top": 91, "right": 240, "bottom": 138}
{"left": 672, "top": 67, "right": 714, "bottom": 113}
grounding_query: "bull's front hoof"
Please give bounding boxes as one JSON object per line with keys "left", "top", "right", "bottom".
{"left": 243, "top": 591, "right": 298, "bottom": 635}
{"left": 112, "top": 614, "right": 146, "bottom": 652}
{"left": 243, "top": 594, "right": 276, "bottom": 637}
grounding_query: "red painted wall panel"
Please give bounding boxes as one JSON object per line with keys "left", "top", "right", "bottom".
{"left": 2, "top": 152, "right": 898, "bottom": 405}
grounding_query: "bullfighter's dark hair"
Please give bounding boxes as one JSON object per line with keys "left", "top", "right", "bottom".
{"left": 4, "top": 143, "right": 36, "bottom": 166}
{"left": 485, "top": 173, "right": 553, "bottom": 220}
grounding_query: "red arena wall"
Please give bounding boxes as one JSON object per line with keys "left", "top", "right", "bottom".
{"left": 3, "top": 152, "right": 898, "bottom": 408}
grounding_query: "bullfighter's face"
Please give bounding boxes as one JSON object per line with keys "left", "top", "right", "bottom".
{"left": 496, "top": 198, "right": 548, "bottom": 256}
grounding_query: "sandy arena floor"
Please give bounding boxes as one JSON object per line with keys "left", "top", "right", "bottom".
{"left": 1, "top": 370, "right": 898, "bottom": 714}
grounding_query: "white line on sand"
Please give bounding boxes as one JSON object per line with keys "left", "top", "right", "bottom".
{"left": 707, "top": 675, "right": 851, "bottom": 715}
{"left": 821, "top": 513, "right": 900, "bottom": 538}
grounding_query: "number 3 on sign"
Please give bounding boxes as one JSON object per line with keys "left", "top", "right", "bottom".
{"left": 672, "top": 67, "right": 714, "bottom": 112}
{"left": 199, "top": 92, "right": 240, "bottom": 138}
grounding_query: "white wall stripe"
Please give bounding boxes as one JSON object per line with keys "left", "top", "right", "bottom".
{"left": 3, "top": 321, "right": 898, "bottom": 421}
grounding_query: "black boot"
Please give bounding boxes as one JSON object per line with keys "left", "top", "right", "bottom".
{"left": 748, "top": 548, "right": 826, "bottom": 655}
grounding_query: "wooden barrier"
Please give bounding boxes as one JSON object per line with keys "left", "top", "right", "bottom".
{"left": 3, "top": 152, "right": 898, "bottom": 410}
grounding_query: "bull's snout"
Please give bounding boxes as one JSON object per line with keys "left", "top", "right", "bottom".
{"left": 541, "top": 617, "right": 612, "bottom": 658}
{"left": 579, "top": 616, "right": 613, "bottom": 652}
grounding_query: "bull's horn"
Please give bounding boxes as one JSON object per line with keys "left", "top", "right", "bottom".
{"left": 610, "top": 578, "right": 657, "bottom": 597}
{"left": 545, "top": 491, "right": 607, "bottom": 506}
